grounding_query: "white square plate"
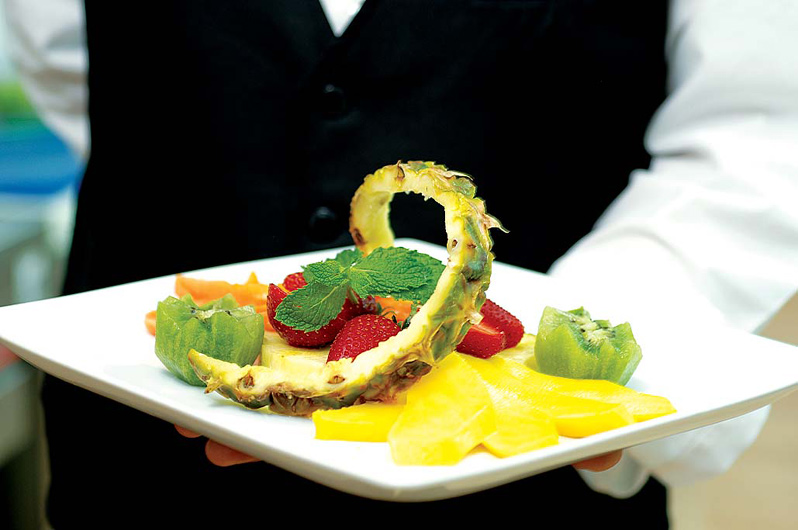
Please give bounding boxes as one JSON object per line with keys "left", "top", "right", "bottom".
{"left": 2, "top": 239, "right": 797, "bottom": 502}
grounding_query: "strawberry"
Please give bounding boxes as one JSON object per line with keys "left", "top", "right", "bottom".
{"left": 327, "top": 314, "right": 402, "bottom": 362}
{"left": 282, "top": 272, "right": 307, "bottom": 291}
{"left": 456, "top": 321, "right": 506, "bottom": 358}
{"left": 456, "top": 298, "right": 524, "bottom": 358}
{"left": 479, "top": 299, "right": 524, "bottom": 348}
{"left": 360, "top": 295, "right": 381, "bottom": 315}
{"left": 266, "top": 283, "right": 362, "bottom": 348}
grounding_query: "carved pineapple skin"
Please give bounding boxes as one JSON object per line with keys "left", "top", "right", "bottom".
{"left": 189, "top": 162, "right": 505, "bottom": 416}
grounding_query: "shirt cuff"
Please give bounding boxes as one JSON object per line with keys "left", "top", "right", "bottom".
{"left": 577, "top": 406, "right": 770, "bottom": 498}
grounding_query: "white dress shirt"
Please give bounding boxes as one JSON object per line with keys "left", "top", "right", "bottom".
{"left": 4, "top": 0, "right": 796, "bottom": 499}
{"left": 550, "top": 0, "right": 798, "bottom": 496}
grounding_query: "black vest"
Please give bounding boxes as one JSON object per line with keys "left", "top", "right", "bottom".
{"left": 46, "top": 1, "right": 670, "bottom": 527}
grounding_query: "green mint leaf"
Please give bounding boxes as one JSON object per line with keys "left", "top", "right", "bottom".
{"left": 386, "top": 277, "right": 442, "bottom": 305}
{"left": 303, "top": 259, "right": 347, "bottom": 286}
{"left": 349, "top": 247, "right": 428, "bottom": 294}
{"left": 334, "top": 248, "right": 363, "bottom": 268}
{"left": 274, "top": 246, "right": 445, "bottom": 331}
{"left": 349, "top": 247, "right": 444, "bottom": 300}
{"left": 275, "top": 282, "right": 349, "bottom": 332}
{"left": 380, "top": 251, "right": 444, "bottom": 304}
{"left": 410, "top": 250, "right": 447, "bottom": 278}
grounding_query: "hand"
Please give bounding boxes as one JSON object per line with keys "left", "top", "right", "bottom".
{"left": 572, "top": 450, "right": 623, "bottom": 472}
{"left": 175, "top": 425, "right": 258, "bottom": 466}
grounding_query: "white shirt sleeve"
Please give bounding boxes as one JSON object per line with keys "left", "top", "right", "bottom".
{"left": 549, "top": 0, "right": 798, "bottom": 497}
{"left": 2, "top": 0, "right": 89, "bottom": 160}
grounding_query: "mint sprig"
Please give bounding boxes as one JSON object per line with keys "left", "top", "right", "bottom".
{"left": 275, "top": 247, "right": 444, "bottom": 332}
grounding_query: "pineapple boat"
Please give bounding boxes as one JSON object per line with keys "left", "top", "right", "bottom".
{"left": 188, "top": 162, "right": 506, "bottom": 416}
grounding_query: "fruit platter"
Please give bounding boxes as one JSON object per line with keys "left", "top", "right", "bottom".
{"left": 2, "top": 162, "right": 798, "bottom": 501}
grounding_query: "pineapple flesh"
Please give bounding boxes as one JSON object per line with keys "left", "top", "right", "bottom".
{"left": 189, "top": 162, "right": 506, "bottom": 416}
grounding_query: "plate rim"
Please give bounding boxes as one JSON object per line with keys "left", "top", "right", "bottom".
{"left": 1, "top": 238, "right": 798, "bottom": 501}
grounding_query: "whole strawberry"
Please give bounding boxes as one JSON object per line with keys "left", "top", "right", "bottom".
{"left": 282, "top": 272, "right": 307, "bottom": 292}
{"left": 267, "top": 282, "right": 362, "bottom": 348}
{"left": 327, "top": 314, "right": 402, "bottom": 362}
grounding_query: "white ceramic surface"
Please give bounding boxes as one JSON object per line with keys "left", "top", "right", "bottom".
{"left": 1, "top": 239, "right": 797, "bottom": 502}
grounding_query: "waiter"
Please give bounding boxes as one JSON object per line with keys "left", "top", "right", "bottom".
{"left": 11, "top": 0, "right": 795, "bottom": 528}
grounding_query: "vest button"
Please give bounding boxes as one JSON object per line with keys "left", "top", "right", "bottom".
{"left": 308, "top": 206, "right": 342, "bottom": 243}
{"left": 320, "top": 84, "right": 347, "bottom": 117}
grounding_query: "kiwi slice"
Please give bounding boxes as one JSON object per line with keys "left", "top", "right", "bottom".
{"left": 534, "top": 306, "right": 642, "bottom": 385}
{"left": 155, "top": 294, "right": 264, "bottom": 386}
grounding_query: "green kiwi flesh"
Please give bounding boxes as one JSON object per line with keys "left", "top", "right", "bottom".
{"left": 534, "top": 306, "right": 642, "bottom": 385}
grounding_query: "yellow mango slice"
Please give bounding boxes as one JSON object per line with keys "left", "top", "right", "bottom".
{"left": 461, "top": 354, "right": 558, "bottom": 457}
{"left": 463, "top": 354, "right": 634, "bottom": 438}
{"left": 490, "top": 356, "right": 676, "bottom": 422}
{"left": 552, "top": 400, "right": 634, "bottom": 438}
{"left": 312, "top": 403, "right": 405, "bottom": 442}
{"left": 388, "top": 353, "right": 496, "bottom": 465}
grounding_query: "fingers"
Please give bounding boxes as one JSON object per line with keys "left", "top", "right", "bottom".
{"left": 204, "top": 440, "right": 259, "bottom": 467}
{"left": 175, "top": 424, "right": 258, "bottom": 466}
{"left": 174, "top": 425, "right": 202, "bottom": 438}
{"left": 572, "top": 450, "right": 623, "bottom": 472}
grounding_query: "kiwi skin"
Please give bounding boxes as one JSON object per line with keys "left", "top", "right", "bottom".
{"left": 535, "top": 306, "right": 642, "bottom": 386}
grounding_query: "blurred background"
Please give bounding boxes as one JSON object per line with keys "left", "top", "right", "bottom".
{"left": 0, "top": 4, "right": 82, "bottom": 529}
{"left": 0, "top": 4, "right": 797, "bottom": 530}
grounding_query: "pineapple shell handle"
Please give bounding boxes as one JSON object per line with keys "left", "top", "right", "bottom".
{"left": 349, "top": 161, "right": 505, "bottom": 363}
{"left": 188, "top": 162, "right": 505, "bottom": 415}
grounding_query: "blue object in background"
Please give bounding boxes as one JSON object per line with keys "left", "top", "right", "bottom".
{"left": 0, "top": 122, "right": 83, "bottom": 195}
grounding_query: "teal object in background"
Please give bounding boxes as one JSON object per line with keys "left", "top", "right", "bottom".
{"left": 0, "top": 82, "right": 83, "bottom": 195}
{"left": 0, "top": 123, "right": 83, "bottom": 194}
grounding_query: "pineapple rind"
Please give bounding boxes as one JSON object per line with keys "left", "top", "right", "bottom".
{"left": 189, "top": 161, "right": 504, "bottom": 416}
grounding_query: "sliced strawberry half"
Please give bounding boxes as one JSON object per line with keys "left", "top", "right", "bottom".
{"left": 266, "top": 283, "right": 362, "bottom": 348}
{"left": 479, "top": 299, "right": 524, "bottom": 348}
{"left": 327, "top": 314, "right": 402, "bottom": 363}
{"left": 456, "top": 321, "right": 506, "bottom": 359}
{"left": 456, "top": 298, "right": 525, "bottom": 358}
